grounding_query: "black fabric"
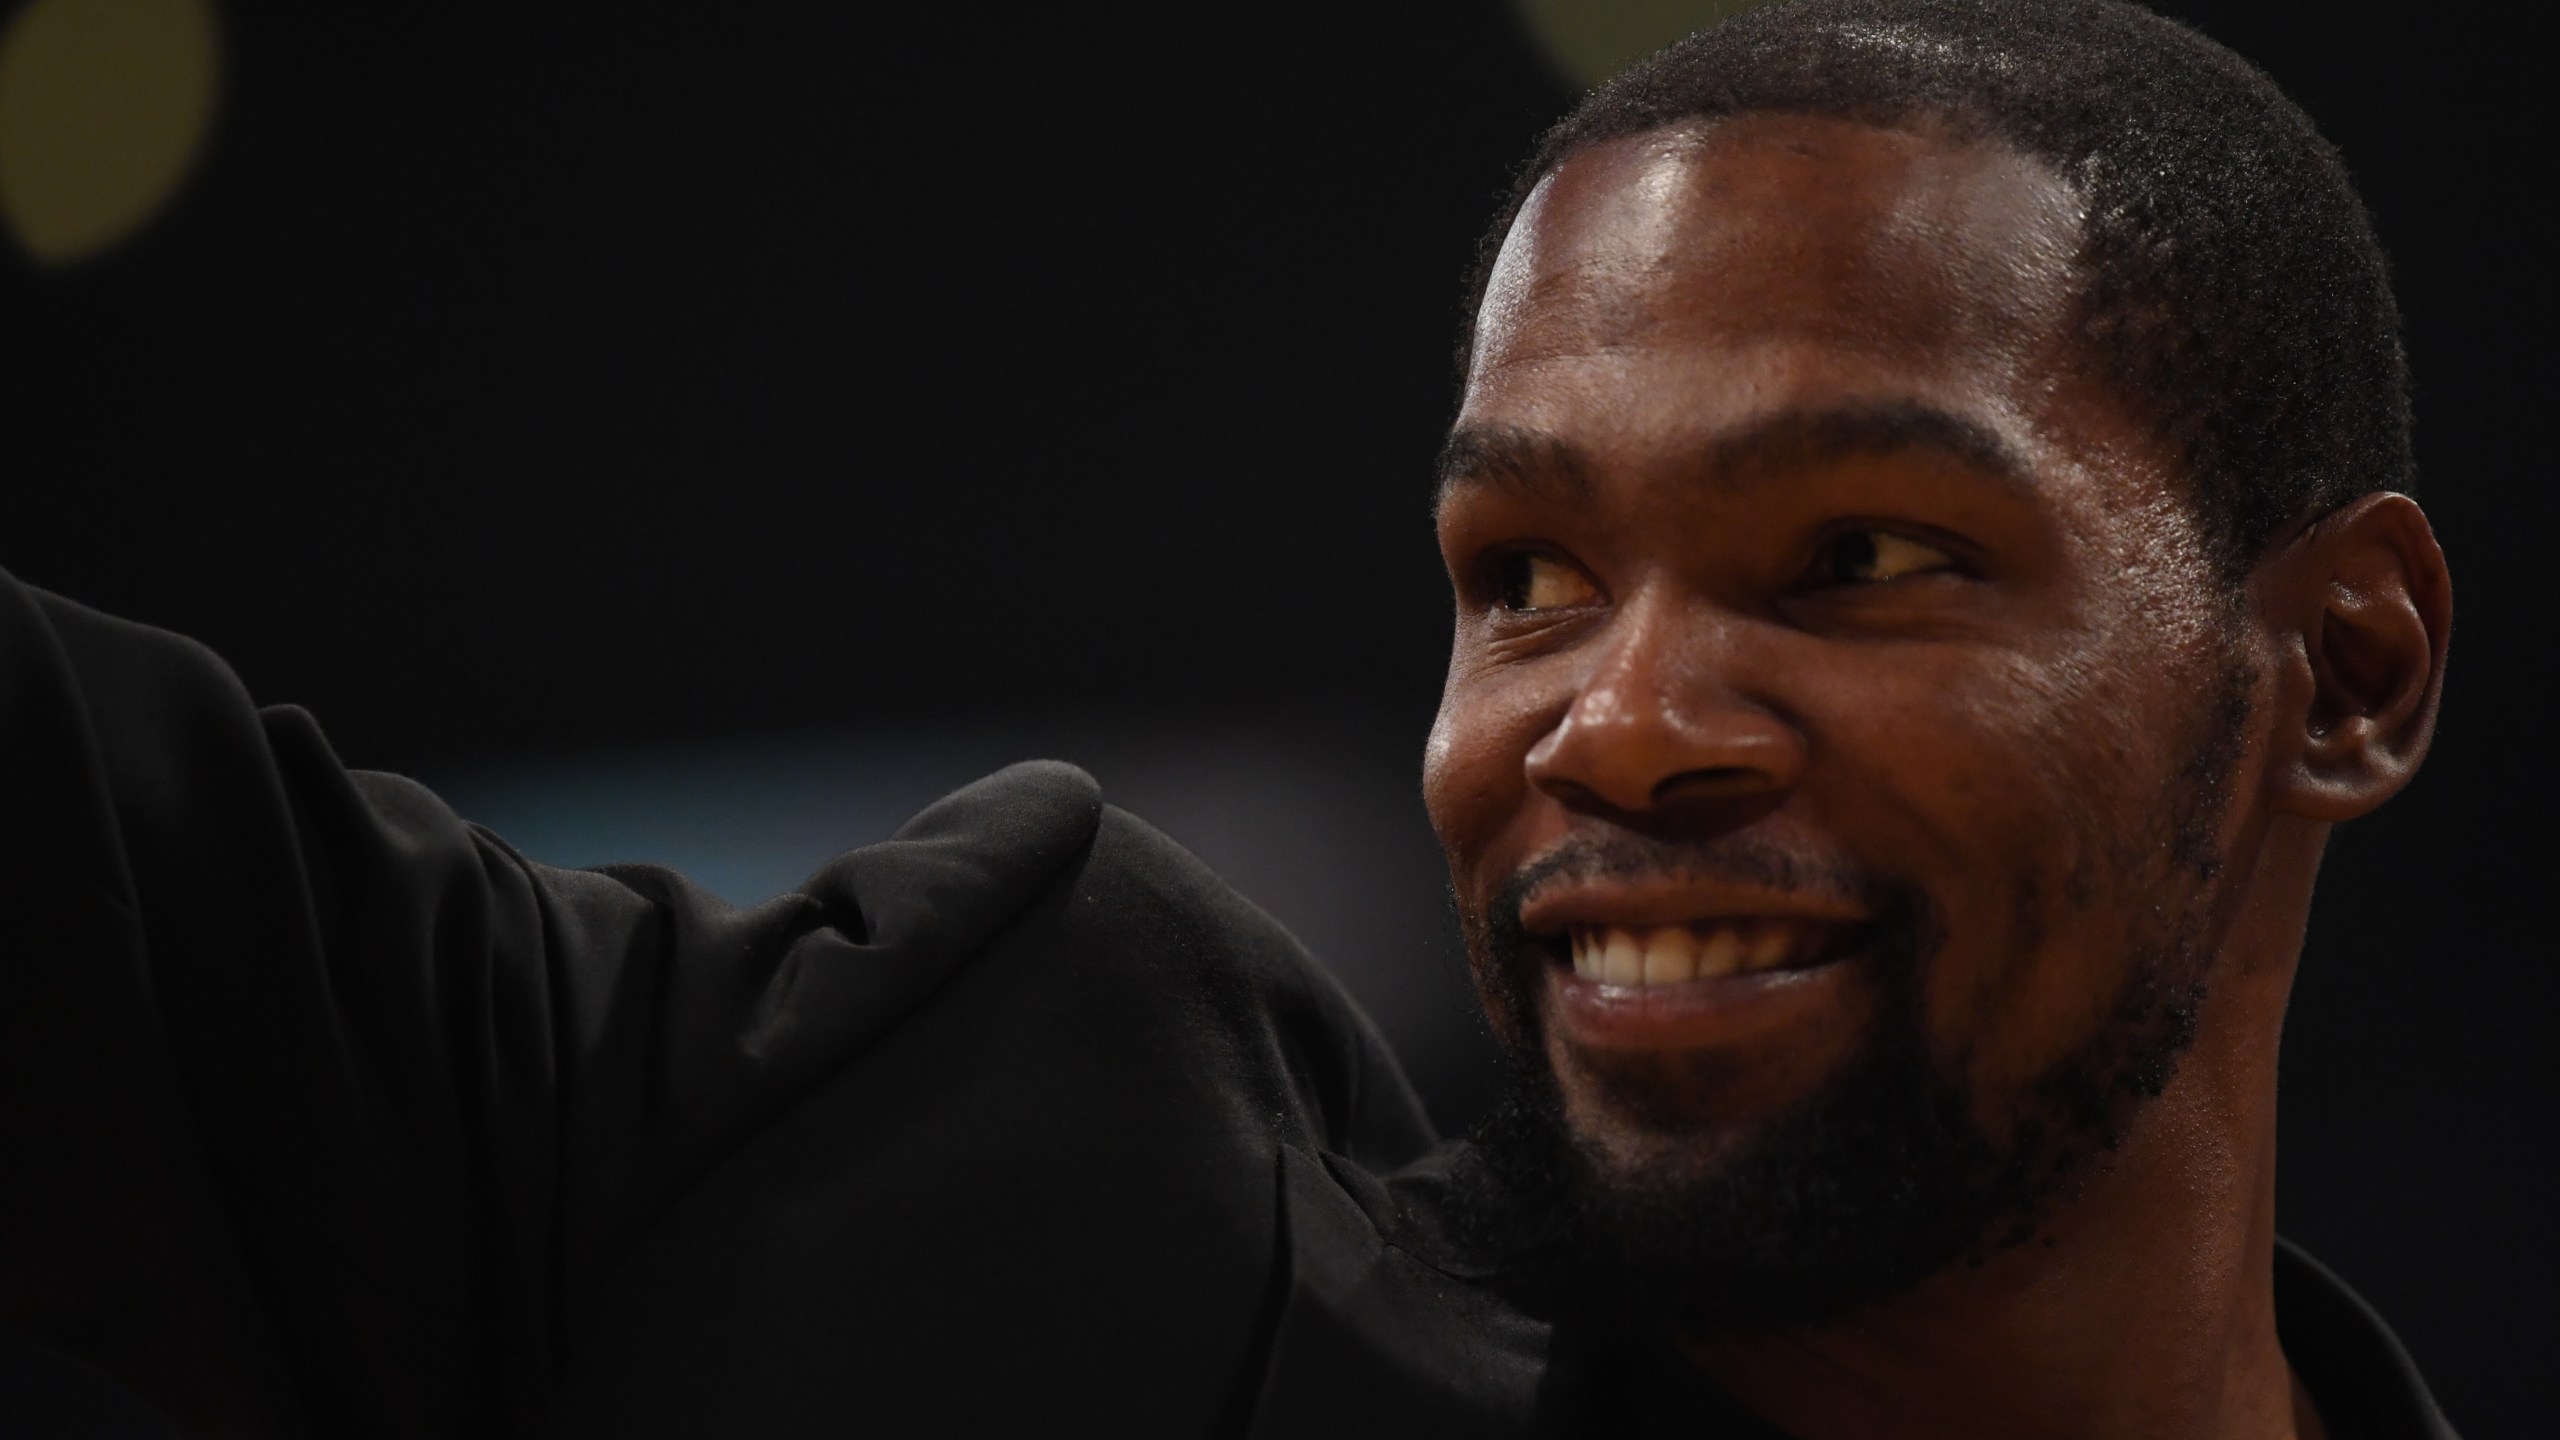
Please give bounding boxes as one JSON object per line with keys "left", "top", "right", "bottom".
{"left": 2274, "top": 1239, "right": 2463, "bottom": 1440}
{"left": 1237, "top": 1147, "right": 1549, "bottom": 1435}
{"left": 0, "top": 569, "right": 2459, "bottom": 1438}
{"left": 0, "top": 574, "right": 1434, "bottom": 1436}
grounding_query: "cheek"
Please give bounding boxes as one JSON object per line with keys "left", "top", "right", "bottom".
{"left": 1425, "top": 672, "right": 1565, "bottom": 1047}
{"left": 1422, "top": 663, "right": 1562, "bottom": 876}
{"left": 1927, "top": 646, "right": 2215, "bottom": 1092}
{"left": 1419, "top": 703, "right": 1476, "bottom": 844}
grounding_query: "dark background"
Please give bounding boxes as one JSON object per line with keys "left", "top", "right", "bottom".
{"left": 3, "top": 1, "right": 2548, "bottom": 1432}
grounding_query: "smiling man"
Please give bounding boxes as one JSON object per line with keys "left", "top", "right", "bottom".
{"left": 1415, "top": 1, "right": 2452, "bottom": 1434}
{"left": 0, "top": 1, "right": 2461, "bottom": 1437}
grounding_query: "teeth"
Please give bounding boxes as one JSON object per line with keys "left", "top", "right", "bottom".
{"left": 1745, "top": 924, "right": 1793, "bottom": 971}
{"left": 1600, "top": 929, "right": 1644, "bottom": 985}
{"left": 1696, "top": 925, "right": 1745, "bottom": 978}
{"left": 1568, "top": 922, "right": 1815, "bottom": 986}
{"left": 1642, "top": 927, "right": 1697, "bottom": 986}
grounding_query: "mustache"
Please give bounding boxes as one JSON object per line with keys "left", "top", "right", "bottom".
{"left": 1500, "top": 830, "right": 1888, "bottom": 923}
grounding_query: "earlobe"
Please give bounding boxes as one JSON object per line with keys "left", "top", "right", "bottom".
{"left": 2263, "top": 493, "right": 2451, "bottom": 822}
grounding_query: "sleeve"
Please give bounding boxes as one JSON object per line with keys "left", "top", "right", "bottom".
{"left": 535, "top": 801, "right": 1442, "bottom": 1440}
{"left": 0, "top": 569, "right": 1441, "bottom": 1440}
{"left": 0, "top": 571, "right": 1109, "bottom": 1436}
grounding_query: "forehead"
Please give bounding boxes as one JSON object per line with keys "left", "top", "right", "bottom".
{"left": 1463, "top": 114, "right": 2090, "bottom": 447}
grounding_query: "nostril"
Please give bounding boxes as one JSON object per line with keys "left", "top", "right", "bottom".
{"left": 1649, "top": 766, "right": 1777, "bottom": 806}
{"left": 1528, "top": 772, "right": 1610, "bottom": 812}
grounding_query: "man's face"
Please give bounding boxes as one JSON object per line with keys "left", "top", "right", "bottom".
{"left": 1424, "top": 115, "right": 2261, "bottom": 1323}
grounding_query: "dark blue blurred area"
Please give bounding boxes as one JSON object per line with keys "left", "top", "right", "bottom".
{"left": 2, "top": 1, "right": 2548, "bottom": 1432}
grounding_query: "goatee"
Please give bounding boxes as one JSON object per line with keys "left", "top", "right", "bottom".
{"left": 1447, "top": 833, "right": 2216, "bottom": 1333}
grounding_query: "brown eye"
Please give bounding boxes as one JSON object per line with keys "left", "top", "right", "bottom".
{"left": 1812, "top": 527, "right": 1956, "bottom": 586}
{"left": 1494, "top": 552, "right": 1599, "bottom": 612}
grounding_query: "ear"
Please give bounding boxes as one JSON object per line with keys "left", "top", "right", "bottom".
{"left": 2257, "top": 493, "right": 2452, "bottom": 822}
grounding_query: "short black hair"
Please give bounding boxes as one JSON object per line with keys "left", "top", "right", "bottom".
{"left": 1461, "top": 0, "right": 2412, "bottom": 577}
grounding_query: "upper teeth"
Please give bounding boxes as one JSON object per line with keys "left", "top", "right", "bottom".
{"left": 1568, "top": 923, "right": 1811, "bottom": 985}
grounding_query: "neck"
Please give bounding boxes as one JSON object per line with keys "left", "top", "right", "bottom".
{"left": 1678, "top": 823, "right": 2328, "bottom": 1440}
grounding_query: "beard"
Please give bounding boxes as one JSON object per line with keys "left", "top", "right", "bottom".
{"left": 1448, "top": 663, "right": 2251, "bottom": 1334}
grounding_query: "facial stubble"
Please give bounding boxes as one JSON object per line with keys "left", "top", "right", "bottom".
{"left": 1450, "top": 660, "right": 2252, "bottom": 1333}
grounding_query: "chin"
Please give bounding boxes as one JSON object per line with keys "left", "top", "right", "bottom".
{"left": 1550, "top": 1032, "right": 1847, "bottom": 1158}
{"left": 1562, "top": 1100, "right": 1761, "bottom": 1186}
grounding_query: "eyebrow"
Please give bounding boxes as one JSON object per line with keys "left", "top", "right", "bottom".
{"left": 1434, "top": 399, "right": 2035, "bottom": 508}
{"left": 1433, "top": 425, "right": 1595, "bottom": 507}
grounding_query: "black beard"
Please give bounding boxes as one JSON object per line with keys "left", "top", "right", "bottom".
{"left": 1447, "top": 668, "right": 2247, "bottom": 1333}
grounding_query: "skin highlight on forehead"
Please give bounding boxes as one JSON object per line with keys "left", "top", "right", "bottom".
{"left": 1468, "top": 114, "right": 2089, "bottom": 389}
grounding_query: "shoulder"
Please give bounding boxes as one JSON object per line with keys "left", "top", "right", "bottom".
{"left": 796, "top": 759, "right": 1430, "bottom": 1169}
{"left": 547, "top": 760, "right": 1436, "bottom": 1438}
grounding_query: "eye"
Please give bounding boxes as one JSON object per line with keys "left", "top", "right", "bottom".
{"left": 1807, "top": 526, "right": 1958, "bottom": 586}
{"left": 1493, "top": 552, "right": 1600, "bottom": 612}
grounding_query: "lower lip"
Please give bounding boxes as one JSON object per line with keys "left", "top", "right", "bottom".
{"left": 1545, "top": 954, "right": 1864, "bottom": 1052}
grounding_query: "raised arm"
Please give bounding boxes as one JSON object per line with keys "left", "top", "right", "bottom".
{"left": 0, "top": 569, "right": 1436, "bottom": 1438}
{"left": 0, "top": 572, "right": 1105, "bottom": 1433}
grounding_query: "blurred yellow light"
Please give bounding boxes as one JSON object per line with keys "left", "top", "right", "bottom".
{"left": 0, "top": 0, "right": 220, "bottom": 266}
{"left": 1514, "top": 0, "right": 1773, "bottom": 89}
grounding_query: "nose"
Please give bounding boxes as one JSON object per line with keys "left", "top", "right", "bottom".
{"left": 1523, "top": 602, "right": 1807, "bottom": 817}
